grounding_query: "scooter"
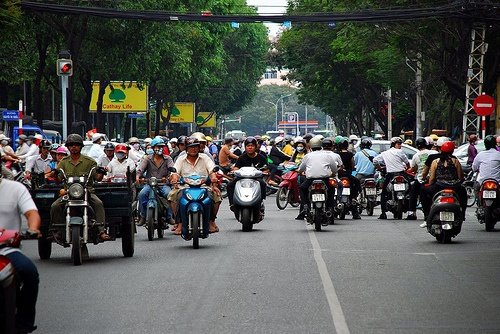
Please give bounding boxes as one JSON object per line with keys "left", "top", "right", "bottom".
{"left": 386, "top": 173, "right": 411, "bottom": 219}
{"left": 358, "top": 178, "right": 378, "bottom": 216}
{"left": 173, "top": 168, "right": 215, "bottom": 249}
{"left": 335, "top": 177, "right": 352, "bottom": 220}
{"left": 308, "top": 178, "right": 337, "bottom": 231}
{"left": 233, "top": 166, "right": 265, "bottom": 232}
{"left": 476, "top": 179, "right": 500, "bottom": 231}
{"left": 142, "top": 177, "right": 171, "bottom": 241}
{"left": 276, "top": 164, "right": 300, "bottom": 210}
{"left": 425, "top": 188, "right": 463, "bottom": 243}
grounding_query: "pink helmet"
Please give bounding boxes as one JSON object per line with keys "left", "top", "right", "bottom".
{"left": 56, "top": 146, "right": 69, "bottom": 155}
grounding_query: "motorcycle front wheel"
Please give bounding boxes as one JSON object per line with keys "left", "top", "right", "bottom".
{"left": 276, "top": 187, "right": 289, "bottom": 210}
{"left": 71, "top": 226, "right": 82, "bottom": 266}
{"left": 191, "top": 212, "right": 200, "bottom": 249}
{"left": 241, "top": 208, "right": 253, "bottom": 232}
{"left": 147, "top": 207, "right": 155, "bottom": 241}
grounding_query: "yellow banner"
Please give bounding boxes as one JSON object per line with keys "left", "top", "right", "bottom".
{"left": 90, "top": 81, "right": 148, "bottom": 113}
{"left": 196, "top": 112, "right": 216, "bottom": 128}
{"left": 162, "top": 102, "right": 195, "bottom": 123}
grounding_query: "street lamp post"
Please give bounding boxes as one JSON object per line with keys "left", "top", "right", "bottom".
{"left": 265, "top": 94, "right": 292, "bottom": 131}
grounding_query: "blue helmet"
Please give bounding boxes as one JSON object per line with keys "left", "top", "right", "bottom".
{"left": 151, "top": 137, "right": 165, "bottom": 147}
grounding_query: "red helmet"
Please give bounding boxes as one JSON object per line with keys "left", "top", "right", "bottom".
{"left": 441, "top": 141, "right": 455, "bottom": 153}
{"left": 115, "top": 144, "right": 128, "bottom": 153}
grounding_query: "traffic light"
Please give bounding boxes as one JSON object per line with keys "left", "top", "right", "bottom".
{"left": 57, "top": 59, "right": 73, "bottom": 76}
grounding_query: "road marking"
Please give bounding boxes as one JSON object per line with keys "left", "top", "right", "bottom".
{"left": 308, "top": 228, "right": 350, "bottom": 334}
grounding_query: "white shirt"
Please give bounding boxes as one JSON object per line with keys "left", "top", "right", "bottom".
{"left": 87, "top": 143, "right": 104, "bottom": 161}
{"left": 411, "top": 149, "right": 438, "bottom": 182}
{"left": 298, "top": 150, "right": 340, "bottom": 179}
{"left": 373, "top": 147, "right": 409, "bottom": 173}
{"left": 19, "top": 143, "right": 39, "bottom": 160}
{"left": 97, "top": 154, "right": 113, "bottom": 168}
{"left": 128, "top": 148, "right": 144, "bottom": 164}
{"left": 472, "top": 148, "right": 500, "bottom": 184}
{"left": 173, "top": 153, "right": 215, "bottom": 177}
{"left": 25, "top": 154, "right": 52, "bottom": 174}
{"left": 15, "top": 142, "right": 29, "bottom": 156}
{"left": 0, "top": 179, "right": 37, "bottom": 231}
{"left": 107, "top": 158, "right": 136, "bottom": 177}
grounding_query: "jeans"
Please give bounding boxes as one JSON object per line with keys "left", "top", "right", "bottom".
{"left": 138, "top": 184, "right": 172, "bottom": 219}
{"left": 5, "top": 251, "right": 39, "bottom": 331}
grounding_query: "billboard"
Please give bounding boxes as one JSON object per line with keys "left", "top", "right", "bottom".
{"left": 90, "top": 81, "right": 148, "bottom": 112}
{"left": 162, "top": 102, "right": 195, "bottom": 123}
{"left": 196, "top": 112, "right": 216, "bottom": 128}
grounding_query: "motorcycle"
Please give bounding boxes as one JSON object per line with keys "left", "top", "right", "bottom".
{"left": 0, "top": 229, "right": 38, "bottom": 334}
{"left": 233, "top": 166, "right": 265, "bottom": 232}
{"left": 425, "top": 188, "right": 463, "bottom": 243}
{"left": 358, "top": 178, "right": 378, "bottom": 216}
{"left": 216, "top": 169, "right": 231, "bottom": 199}
{"left": 264, "top": 164, "right": 296, "bottom": 196}
{"left": 275, "top": 164, "right": 300, "bottom": 210}
{"left": 308, "top": 177, "right": 337, "bottom": 231}
{"left": 137, "top": 177, "right": 171, "bottom": 241}
{"left": 476, "top": 179, "right": 500, "bottom": 231}
{"left": 463, "top": 170, "right": 478, "bottom": 207}
{"left": 335, "top": 177, "right": 353, "bottom": 220}
{"left": 385, "top": 173, "right": 411, "bottom": 219}
{"left": 173, "top": 168, "right": 215, "bottom": 249}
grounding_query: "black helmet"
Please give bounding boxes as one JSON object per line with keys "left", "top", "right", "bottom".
{"left": 360, "top": 138, "right": 372, "bottom": 149}
{"left": 284, "top": 135, "right": 293, "bottom": 143}
{"left": 322, "top": 138, "right": 334, "bottom": 149}
{"left": 302, "top": 133, "right": 314, "bottom": 142}
{"left": 484, "top": 135, "right": 496, "bottom": 150}
{"left": 40, "top": 139, "right": 52, "bottom": 148}
{"left": 244, "top": 136, "right": 257, "bottom": 147}
{"left": 65, "top": 134, "right": 84, "bottom": 147}
{"left": 177, "top": 135, "right": 187, "bottom": 145}
{"left": 185, "top": 137, "right": 200, "bottom": 148}
{"left": 104, "top": 142, "right": 115, "bottom": 151}
{"left": 415, "top": 137, "right": 427, "bottom": 149}
{"left": 224, "top": 137, "right": 234, "bottom": 145}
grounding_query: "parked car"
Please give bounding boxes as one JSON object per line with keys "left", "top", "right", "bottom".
{"left": 81, "top": 140, "right": 113, "bottom": 159}
{"left": 453, "top": 140, "right": 485, "bottom": 173}
{"left": 356, "top": 140, "right": 418, "bottom": 159}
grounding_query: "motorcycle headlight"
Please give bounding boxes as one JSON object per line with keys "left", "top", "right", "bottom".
{"left": 149, "top": 177, "right": 158, "bottom": 186}
{"left": 68, "top": 183, "right": 85, "bottom": 199}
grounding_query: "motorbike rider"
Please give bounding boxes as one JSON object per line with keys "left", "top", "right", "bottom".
{"left": 88, "top": 133, "right": 105, "bottom": 161}
{"left": 15, "top": 134, "right": 30, "bottom": 157}
{"left": 336, "top": 137, "right": 362, "bottom": 219}
{"left": 496, "top": 135, "right": 500, "bottom": 151}
{"left": 168, "top": 137, "right": 222, "bottom": 234}
{"left": 45, "top": 146, "right": 68, "bottom": 183}
{"left": 97, "top": 142, "right": 116, "bottom": 168}
{"left": 18, "top": 134, "right": 43, "bottom": 162}
{"left": 373, "top": 136, "right": 412, "bottom": 220}
{"left": 25, "top": 139, "right": 52, "bottom": 182}
{"left": 282, "top": 136, "right": 294, "bottom": 156}
{"left": 219, "top": 137, "right": 239, "bottom": 173}
{"left": 409, "top": 137, "right": 438, "bottom": 222}
{"left": 135, "top": 137, "right": 174, "bottom": 227}
{"left": 421, "top": 140, "right": 467, "bottom": 221}
{"left": 354, "top": 138, "right": 378, "bottom": 182}
{"left": 472, "top": 135, "right": 500, "bottom": 192}
{"left": 348, "top": 134, "right": 360, "bottom": 153}
{"left": 467, "top": 134, "right": 479, "bottom": 166}
{"left": 169, "top": 137, "right": 179, "bottom": 156}
{"left": 268, "top": 136, "right": 291, "bottom": 185}
{"left": 128, "top": 136, "right": 144, "bottom": 164}
{"left": 50, "top": 134, "right": 110, "bottom": 241}
{"left": 296, "top": 137, "right": 343, "bottom": 221}
{"left": 206, "top": 136, "right": 219, "bottom": 163}
{"left": 106, "top": 144, "right": 136, "bottom": 179}
{"left": 291, "top": 138, "right": 307, "bottom": 165}
{"left": 0, "top": 166, "right": 41, "bottom": 334}
{"left": 171, "top": 135, "right": 186, "bottom": 162}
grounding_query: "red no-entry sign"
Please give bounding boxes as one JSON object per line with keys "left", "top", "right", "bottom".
{"left": 473, "top": 94, "right": 496, "bottom": 116}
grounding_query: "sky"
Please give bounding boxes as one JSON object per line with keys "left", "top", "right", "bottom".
{"left": 246, "top": 0, "right": 288, "bottom": 36}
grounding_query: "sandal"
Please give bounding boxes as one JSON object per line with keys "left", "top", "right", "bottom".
{"left": 170, "top": 223, "right": 179, "bottom": 231}
{"left": 99, "top": 232, "right": 111, "bottom": 241}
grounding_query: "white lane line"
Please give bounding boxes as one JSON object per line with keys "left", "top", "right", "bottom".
{"left": 308, "top": 228, "right": 350, "bottom": 334}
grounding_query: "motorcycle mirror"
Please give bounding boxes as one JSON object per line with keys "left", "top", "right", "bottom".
{"left": 168, "top": 167, "right": 177, "bottom": 173}
{"left": 212, "top": 166, "right": 220, "bottom": 173}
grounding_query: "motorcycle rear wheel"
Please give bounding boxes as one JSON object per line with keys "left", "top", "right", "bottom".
{"left": 436, "top": 230, "right": 452, "bottom": 244}
{"left": 38, "top": 235, "right": 52, "bottom": 260}
{"left": 276, "top": 187, "right": 289, "bottom": 210}
{"left": 484, "top": 207, "right": 495, "bottom": 232}
{"left": 395, "top": 201, "right": 403, "bottom": 220}
{"left": 147, "top": 207, "right": 155, "bottom": 241}
{"left": 314, "top": 209, "right": 322, "bottom": 231}
{"left": 71, "top": 226, "right": 82, "bottom": 266}
{"left": 465, "top": 185, "right": 476, "bottom": 207}
{"left": 121, "top": 217, "right": 135, "bottom": 257}
{"left": 367, "top": 201, "right": 374, "bottom": 216}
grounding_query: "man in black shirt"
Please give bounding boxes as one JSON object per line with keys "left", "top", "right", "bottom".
{"left": 227, "top": 137, "right": 268, "bottom": 208}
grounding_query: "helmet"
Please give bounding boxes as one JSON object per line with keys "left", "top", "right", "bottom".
{"left": 170, "top": 137, "right": 178, "bottom": 143}
{"left": 468, "top": 134, "right": 478, "bottom": 143}
{"left": 322, "top": 138, "right": 334, "bottom": 149}
{"left": 441, "top": 141, "right": 455, "bottom": 153}
{"left": 360, "top": 138, "right": 372, "bottom": 149}
{"left": 404, "top": 139, "right": 413, "bottom": 146}
{"left": 144, "top": 137, "right": 152, "bottom": 144}
{"left": 349, "top": 134, "right": 360, "bottom": 143}
{"left": 151, "top": 137, "right": 165, "bottom": 147}
{"left": 436, "top": 136, "right": 450, "bottom": 147}
{"left": 92, "top": 133, "right": 104, "bottom": 142}
{"left": 390, "top": 137, "right": 403, "bottom": 145}
{"left": 104, "top": 142, "right": 115, "bottom": 151}
{"left": 284, "top": 135, "right": 293, "bottom": 143}
{"left": 484, "top": 135, "right": 496, "bottom": 150}
{"left": 185, "top": 137, "right": 200, "bottom": 148}
{"left": 294, "top": 139, "right": 306, "bottom": 148}
{"left": 34, "top": 134, "right": 43, "bottom": 140}
{"left": 205, "top": 136, "right": 212, "bottom": 142}
{"left": 302, "top": 133, "right": 314, "bottom": 142}
{"left": 424, "top": 136, "right": 434, "bottom": 146}
{"left": 314, "top": 134, "right": 324, "bottom": 140}
{"left": 177, "top": 135, "right": 187, "bottom": 145}
{"left": 65, "top": 134, "right": 84, "bottom": 147}
{"left": 18, "top": 134, "right": 27, "bottom": 141}
{"left": 115, "top": 144, "right": 128, "bottom": 153}
{"left": 128, "top": 137, "right": 139, "bottom": 144}
{"left": 56, "top": 146, "right": 69, "bottom": 155}
{"left": 40, "top": 139, "right": 51, "bottom": 148}
{"left": 244, "top": 136, "right": 258, "bottom": 147}
{"left": 224, "top": 137, "right": 234, "bottom": 145}
{"left": 415, "top": 137, "right": 427, "bottom": 149}
{"left": 309, "top": 137, "right": 322, "bottom": 149}
{"left": 275, "top": 136, "right": 284, "bottom": 145}
{"left": 429, "top": 134, "right": 439, "bottom": 142}
{"left": 49, "top": 143, "right": 60, "bottom": 152}
{"left": 191, "top": 132, "right": 207, "bottom": 143}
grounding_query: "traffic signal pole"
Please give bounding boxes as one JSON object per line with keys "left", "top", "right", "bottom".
{"left": 61, "top": 76, "right": 68, "bottom": 139}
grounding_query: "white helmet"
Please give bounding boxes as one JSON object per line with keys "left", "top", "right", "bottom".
{"left": 275, "top": 136, "right": 284, "bottom": 145}
{"left": 349, "top": 134, "right": 360, "bottom": 142}
{"left": 92, "top": 133, "right": 104, "bottom": 142}
{"left": 144, "top": 137, "right": 152, "bottom": 144}
{"left": 294, "top": 136, "right": 303, "bottom": 142}
{"left": 436, "top": 136, "right": 451, "bottom": 147}
{"left": 169, "top": 137, "right": 178, "bottom": 143}
{"left": 314, "top": 134, "right": 324, "bottom": 140}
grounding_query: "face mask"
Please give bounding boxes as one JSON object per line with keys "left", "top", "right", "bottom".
{"left": 116, "top": 152, "right": 126, "bottom": 160}
{"left": 1, "top": 140, "right": 7, "bottom": 145}
{"left": 146, "top": 148, "right": 154, "bottom": 155}
{"left": 132, "top": 143, "right": 140, "bottom": 150}
{"left": 296, "top": 146, "right": 304, "bottom": 152}
{"left": 154, "top": 148, "right": 162, "bottom": 155}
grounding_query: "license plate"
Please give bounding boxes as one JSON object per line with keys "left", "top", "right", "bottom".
{"left": 35, "top": 192, "right": 55, "bottom": 199}
{"left": 342, "top": 188, "right": 350, "bottom": 196}
{"left": 483, "top": 190, "right": 497, "bottom": 199}
{"left": 439, "top": 211, "right": 454, "bottom": 222}
{"left": 365, "top": 188, "right": 376, "bottom": 196}
{"left": 312, "top": 193, "right": 325, "bottom": 202}
{"left": 394, "top": 183, "right": 406, "bottom": 191}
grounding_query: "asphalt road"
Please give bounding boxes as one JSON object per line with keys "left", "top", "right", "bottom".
{"left": 21, "top": 197, "right": 500, "bottom": 334}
